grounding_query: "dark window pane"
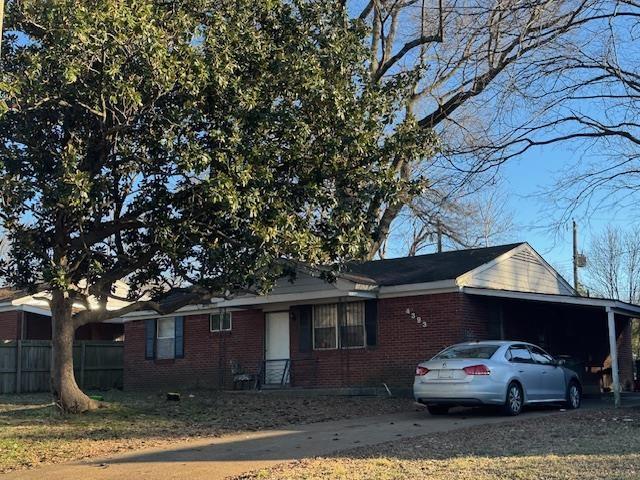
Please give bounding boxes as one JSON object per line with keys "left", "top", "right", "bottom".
{"left": 313, "top": 304, "right": 337, "bottom": 349}
{"left": 530, "top": 346, "right": 553, "bottom": 365}
{"left": 210, "top": 312, "right": 232, "bottom": 331}
{"left": 340, "top": 325, "right": 365, "bottom": 348}
{"left": 508, "top": 346, "right": 533, "bottom": 363}
{"left": 340, "top": 302, "right": 365, "bottom": 348}
{"left": 434, "top": 344, "right": 499, "bottom": 360}
{"left": 314, "top": 327, "right": 336, "bottom": 349}
{"left": 222, "top": 313, "right": 232, "bottom": 330}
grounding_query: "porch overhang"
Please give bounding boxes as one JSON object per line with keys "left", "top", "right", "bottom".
{"left": 461, "top": 286, "right": 640, "bottom": 317}
{"left": 462, "top": 286, "right": 640, "bottom": 407}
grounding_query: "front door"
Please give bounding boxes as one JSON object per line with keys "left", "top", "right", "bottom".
{"left": 265, "top": 311, "right": 290, "bottom": 385}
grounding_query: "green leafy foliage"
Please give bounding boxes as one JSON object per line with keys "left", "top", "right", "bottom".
{"left": 0, "top": 0, "right": 437, "bottom": 307}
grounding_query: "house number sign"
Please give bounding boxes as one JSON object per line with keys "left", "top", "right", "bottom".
{"left": 406, "top": 308, "right": 427, "bottom": 328}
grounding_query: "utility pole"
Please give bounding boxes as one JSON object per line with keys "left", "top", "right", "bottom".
{"left": 436, "top": 219, "right": 442, "bottom": 253}
{"left": 573, "top": 220, "right": 579, "bottom": 292}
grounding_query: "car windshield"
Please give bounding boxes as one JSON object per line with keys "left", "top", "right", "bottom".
{"left": 433, "top": 344, "right": 500, "bottom": 360}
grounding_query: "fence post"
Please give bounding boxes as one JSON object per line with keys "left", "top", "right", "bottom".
{"left": 15, "top": 340, "right": 22, "bottom": 394}
{"left": 80, "top": 342, "right": 86, "bottom": 389}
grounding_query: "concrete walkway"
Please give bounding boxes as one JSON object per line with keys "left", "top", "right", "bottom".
{"left": 2, "top": 406, "right": 567, "bottom": 480}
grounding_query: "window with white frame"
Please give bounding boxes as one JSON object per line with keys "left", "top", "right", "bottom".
{"left": 313, "top": 304, "right": 338, "bottom": 349}
{"left": 156, "top": 317, "right": 176, "bottom": 359}
{"left": 210, "top": 312, "right": 232, "bottom": 332}
{"left": 340, "top": 302, "right": 365, "bottom": 348}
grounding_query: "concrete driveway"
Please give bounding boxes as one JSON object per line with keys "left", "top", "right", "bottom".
{"left": 2, "top": 405, "right": 568, "bottom": 480}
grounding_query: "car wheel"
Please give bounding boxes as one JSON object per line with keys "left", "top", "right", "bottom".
{"left": 427, "top": 405, "right": 450, "bottom": 415}
{"left": 566, "top": 381, "right": 581, "bottom": 410}
{"left": 503, "top": 381, "right": 523, "bottom": 416}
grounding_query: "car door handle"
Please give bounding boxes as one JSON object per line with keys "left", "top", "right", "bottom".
{"left": 518, "top": 370, "right": 524, "bottom": 373}
{"left": 541, "top": 371, "right": 547, "bottom": 375}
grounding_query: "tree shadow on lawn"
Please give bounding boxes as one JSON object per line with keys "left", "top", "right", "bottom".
{"left": 0, "top": 390, "right": 417, "bottom": 443}
{"left": 94, "top": 406, "right": 640, "bottom": 467}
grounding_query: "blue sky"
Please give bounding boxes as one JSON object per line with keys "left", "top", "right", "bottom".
{"left": 383, "top": 138, "right": 632, "bottom": 285}
{"left": 499, "top": 147, "right": 577, "bottom": 279}
{"left": 484, "top": 145, "right": 630, "bottom": 283}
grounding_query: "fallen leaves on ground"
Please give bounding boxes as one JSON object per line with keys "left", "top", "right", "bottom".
{"left": 237, "top": 407, "right": 640, "bottom": 480}
{"left": 0, "top": 390, "right": 413, "bottom": 473}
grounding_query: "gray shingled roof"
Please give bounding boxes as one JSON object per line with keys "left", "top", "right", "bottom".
{"left": 345, "top": 243, "right": 524, "bottom": 286}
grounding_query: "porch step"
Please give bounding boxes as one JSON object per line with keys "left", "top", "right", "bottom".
{"left": 261, "top": 384, "right": 291, "bottom": 390}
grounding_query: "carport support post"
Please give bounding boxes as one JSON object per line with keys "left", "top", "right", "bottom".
{"left": 606, "top": 307, "right": 621, "bottom": 408}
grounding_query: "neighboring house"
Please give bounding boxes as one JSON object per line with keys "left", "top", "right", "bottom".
{"left": 0, "top": 288, "right": 125, "bottom": 342}
{"left": 122, "top": 243, "right": 639, "bottom": 394}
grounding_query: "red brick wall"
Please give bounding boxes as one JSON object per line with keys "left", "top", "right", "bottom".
{"left": 121, "top": 293, "right": 636, "bottom": 393}
{"left": 459, "top": 295, "right": 492, "bottom": 341}
{"left": 289, "top": 292, "right": 475, "bottom": 389}
{"left": 0, "top": 310, "right": 22, "bottom": 340}
{"left": 124, "top": 310, "right": 264, "bottom": 391}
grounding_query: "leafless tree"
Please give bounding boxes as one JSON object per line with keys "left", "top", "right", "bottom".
{"left": 398, "top": 178, "right": 516, "bottom": 255}
{"left": 586, "top": 225, "right": 640, "bottom": 303}
{"left": 586, "top": 224, "right": 640, "bottom": 358}
{"left": 351, "top": 0, "right": 640, "bottom": 258}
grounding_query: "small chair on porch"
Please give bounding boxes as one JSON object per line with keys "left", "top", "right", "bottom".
{"left": 230, "top": 360, "right": 259, "bottom": 390}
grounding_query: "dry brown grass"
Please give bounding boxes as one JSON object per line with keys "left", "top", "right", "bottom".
{"left": 0, "top": 390, "right": 412, "bottom": 473}
{"left": 239, "top": 407, "right": 640, "bottom": 480}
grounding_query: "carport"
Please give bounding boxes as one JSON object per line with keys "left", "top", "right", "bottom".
{"left": 462, "top": 287, "right": 640, "bottom": 407}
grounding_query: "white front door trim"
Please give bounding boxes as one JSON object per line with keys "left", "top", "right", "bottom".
{"left": 265, "top": 311, "right": 290, "bottom": 385}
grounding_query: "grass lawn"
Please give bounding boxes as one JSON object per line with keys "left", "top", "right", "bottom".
{"left": 239, "top": 407, "right": 640, "bottom": 480}
{"left": 0, "top": 390, "right": 412, "bottom": 474}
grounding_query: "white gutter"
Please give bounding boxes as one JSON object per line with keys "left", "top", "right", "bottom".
{"left": 0, "top": 303, "right": 52, "bottom": 317}
{"left": 217, "top": 290, "right": 377, "bottom": 308}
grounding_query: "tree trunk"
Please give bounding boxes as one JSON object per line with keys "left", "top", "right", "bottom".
{"left": 50, "top": 291, "right": 98, "bottom": 413}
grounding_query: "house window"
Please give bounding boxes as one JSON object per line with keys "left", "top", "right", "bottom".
{"left": 341, "top": 302, "right": 365, "bottom": 348}
{"left": 156, "top": 317, "right": 175, "bottom": 359}
{"left": 313, "top": 304, "right": 338, "bottom": 349}
{"left": 210, "top": 312, "right": 232, "bottom": 332}
{"left": 312, "top": 302, "right": 366, "bottom": 350}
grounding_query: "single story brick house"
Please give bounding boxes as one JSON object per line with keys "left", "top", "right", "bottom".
{"left": 122, "top": 243, "right": 639, "bottom": 396}
{"left": 0, "top": 288, "right": 124, "bottom": 341}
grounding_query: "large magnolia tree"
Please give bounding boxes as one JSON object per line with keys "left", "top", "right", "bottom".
{"left": 0, "top": 0, "right": 435, "bottom": 412}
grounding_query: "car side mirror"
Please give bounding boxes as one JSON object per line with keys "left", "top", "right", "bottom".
{"left": 555, "top": 359, "right": 566, "bottom": 366}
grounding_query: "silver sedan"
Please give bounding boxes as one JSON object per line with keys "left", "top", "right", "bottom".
{"left": 413, "top": 341, "right": 582, "bottom": 415}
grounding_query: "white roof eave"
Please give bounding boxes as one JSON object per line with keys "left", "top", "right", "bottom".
{"left": 461, "top": 286, "right": 640, "bottom": 317}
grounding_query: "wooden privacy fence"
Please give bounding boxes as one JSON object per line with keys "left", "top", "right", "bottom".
{"left": 0, "top": 340, "right": 123, "bottom": 394}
